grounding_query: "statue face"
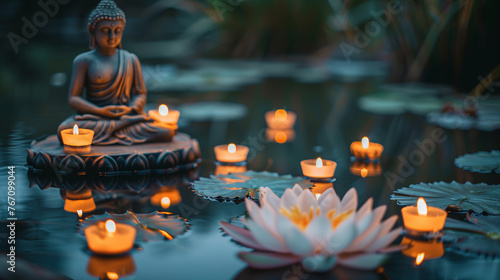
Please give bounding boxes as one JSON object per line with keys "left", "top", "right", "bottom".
{"left": 94, "top": 20, "right": 125, "bottom": 49}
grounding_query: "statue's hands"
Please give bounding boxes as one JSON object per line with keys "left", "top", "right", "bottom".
{"left": 98, "top": 105, "right": 132, "bottom": 119}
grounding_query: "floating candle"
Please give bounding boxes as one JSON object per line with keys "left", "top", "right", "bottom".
{"left": 265, "top": 109, "right": 297, "bottom": 130}
{"left": 350, "top": 137, "right": 383, "bottom": 161}
{"left": 401, "top": 237, "right": 444, "bottom": 265}
{"left": 300, "top": 157, "right": 337, "bottom": 179}
{"left": 84, "top": 220, "right": 136, "bottom": 255}
{"left": 349, "top": 162, "right": 382, "bottom": 177}
{"left": 214, "top": 144, "right": 249, "bottom": 163}
{"left": 149, "top": 104, "right": 180, "bottom": 126}
{"left": 401, "top": 198, "right": 447, "bottom": 233}
{"left": 61, "top": 124, "right": 94, "bottom": 154}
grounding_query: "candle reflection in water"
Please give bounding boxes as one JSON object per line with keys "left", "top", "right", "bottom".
{"left": 150, "top": 186, "right": 182, "bottom": 210}
{"left": 350, "top": 162, "right": 382, "bottom": 177}
{"left": 311, "top": 182, "right": 334, "bottom": 199}
{"left": 265, "top": 128, "right": 296, "bottom": 144}
{"left": 214, "top": 164, "right": 247, "bottom": 176}
{"left": 401, "top": 237, "right": 444, "bottom": 265}
{"left": 62, "top": 188, "right": 96, "bottom": 217}
{"left": 87, "top": 254, "right": 136, "bottom": 279}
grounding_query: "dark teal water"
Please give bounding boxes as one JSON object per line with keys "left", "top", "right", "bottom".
{"left": 1, "top": 56, "right": 500, "bottom": 279}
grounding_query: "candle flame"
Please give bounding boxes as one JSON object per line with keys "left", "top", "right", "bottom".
{"left": 77, "top": 209, "right": 83, "bottom": 218}
{"left": 73, "top": 124, "right": 79, "bottom": 135}
{"left": 417, "top": 197, "right": 428, "bottom": 216}
{"left": 105, "top": 220, "right": 116, "bottom": 233}
{"left": 415, "top": 253, "right": 425, "bottom": 265}
{"left": 106, "top": 272, "right": 119, "bottom": 280}
{"left": 275, "top": 109, "right": 287, "bottom": 120}
{"left": 361, "top": 168, "right": 368, "bottom": 178}
{"left": 161, "top": 197, "right": 171, "bottom": 209}
{"left": 159, "top": 104, "right": 169, "bottom": 116}
{"left": 275, "top": 131, "right": 287, "bottom": 144}
{"left": 362, "top": 137, "right": 369, "bottom": 149}
{"left": 228, "top": 143, "right": 236, "bottom": 153}
{"left": 316, "top": 158, "right": 323, "bottom": 168}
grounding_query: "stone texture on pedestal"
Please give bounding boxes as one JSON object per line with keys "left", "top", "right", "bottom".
{"left": 27, "top": 133, "right": 201, "bottom": 175}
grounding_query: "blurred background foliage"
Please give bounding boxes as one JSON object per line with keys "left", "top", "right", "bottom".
{"left": 1, "top": 0, "right": 499, "bottom": 97}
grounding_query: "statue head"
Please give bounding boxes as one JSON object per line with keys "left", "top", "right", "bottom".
{"left": 87, "top": 0, "right": 126, "bottom": 50}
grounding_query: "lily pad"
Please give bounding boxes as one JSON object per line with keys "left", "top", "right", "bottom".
{"left": 358, "top": 92, "right": 443, "bottom": 115}
{"left": 455, "top": 150, "right": 500, "bottom": 174}
{"left": 81, "top": 211, "right": 188, "bottom": 242}
{"left": 427, "top": 99, "right": 500, "bottom": 131}
{"left": 444, "top": 214, "right": 500, "bottom": 257}
{"left": 192, "top": 171, "right": 312, "bottom": 201}
{"left": 391, "top": 181, "right": 500, "bottom": 214}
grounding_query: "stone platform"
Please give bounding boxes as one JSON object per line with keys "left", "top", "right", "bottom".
{"left": 27, "top": 133, "right": 201, "bottom": 175}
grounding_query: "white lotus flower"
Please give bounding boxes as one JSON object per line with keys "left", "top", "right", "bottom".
{"left": 221, "top": 184, "right": 402, "bottom": 271}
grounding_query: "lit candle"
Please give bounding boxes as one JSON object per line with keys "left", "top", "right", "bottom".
{"left": 84, "top": 220, "right": 136, "bottom": 255}
{"left": 400, "top": 237, "right": 444, "bottom": 265}
{"left": 148, "top": 104, "right": 180, "bottom": 126}
{"left": 214, "top": 143, "right": 249, "bottom": 163}
{"left": 265, "top": 109, "right": 297, "bottom": 130}
{"left": 265, "top": 128, "right": 296, "bottom": 144}
{"left": 61, "top": 124, "right": 94, "bottom": 154}
{"left": 300, "top": 157, "right": 337, "bottom": 179}
{"left": 350, "top": 137, "right": 383, "bottom": 161}
{"left": 349, "top": 162, "right": 382, "bottom": 177}
{"left": 401, "top": 198, "right": 447, "bottom": 233}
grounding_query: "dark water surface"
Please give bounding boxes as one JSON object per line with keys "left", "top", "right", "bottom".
{"left": 1, "top": 58, "right": 500, "bottom": 280}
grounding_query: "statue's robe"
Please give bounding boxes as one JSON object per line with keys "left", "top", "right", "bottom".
{"left": 57, "top": 49, "right": 174, "bottom": 145}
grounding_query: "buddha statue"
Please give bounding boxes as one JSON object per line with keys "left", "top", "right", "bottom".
{"left": 57, "top": 0, "right": 175, "bottom": 145}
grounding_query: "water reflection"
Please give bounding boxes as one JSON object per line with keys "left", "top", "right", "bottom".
{"left": 311, "top": 182, "right": 334, "bottom": 199}
{"left": 214, "top": 164, "right": 248, "bottom": 176}
{"left": 87, "top": 254, "right": 136, "bottom": 280}
{"left": 400, "top": 237, "right": 444, "bottom": 265}
{"left": 349, "top": 162, "right": 382, "bottom": 177}
{"left": 150, "top": 186, "right": 182, "bottom": 209}
{"left": 62, "top": 188, "right": 96, "bottom": 215}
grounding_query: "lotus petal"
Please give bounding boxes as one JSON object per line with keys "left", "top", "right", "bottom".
{"left": 327, "top": 215, "right": 357, "bottom": 253}
{"left": 277, "top": 216, "right": 315, "bottom": 256}
{"left": 246, "top": 219, "right": 288, "bottom": 253}
{"left": 341, "top": 188, "right": 358, "bottom": 212}
{"left": 220, "top": 221, "right": 268, "bottom": 251}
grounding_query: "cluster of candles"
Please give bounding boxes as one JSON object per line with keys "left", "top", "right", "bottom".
{"left": 61, "top": 104, "right": 180, "bottom": 154}
{"left": 69, "top": 106, "right": 445, "bottom": 265}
